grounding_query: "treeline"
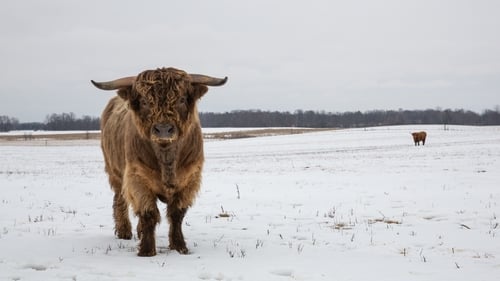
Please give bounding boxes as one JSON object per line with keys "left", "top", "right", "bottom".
{"left": 0, "top": 116, "right": 20, "bottom": 132}
{"left": 44, "top": 113, "right": 100, "bottom": 131}
{"left": 1, "top": 108, "right": 500, "bottom": 132}
{"left": 199, "top": 108, "right": 500, "bottom": 128}
{"left": 0, "top": 113, "right": 100, "bottom": 132}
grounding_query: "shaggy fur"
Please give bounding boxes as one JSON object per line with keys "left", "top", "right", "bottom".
{"left": 411, "top": 131, "right": 427, "bottom": 146}
{"left": 99, "top": 67, "right": 220, "bottom": 256}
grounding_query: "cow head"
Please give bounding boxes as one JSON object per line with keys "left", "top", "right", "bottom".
{"left": 411, "top": 132, "right": 418, "bottom": 141}
{"left": 92, "top": 67, "right": 227, "bottom": 146}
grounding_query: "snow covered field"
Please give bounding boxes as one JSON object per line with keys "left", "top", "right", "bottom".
{"left": 0, "top": 125, "right": 499, "bottom": 281}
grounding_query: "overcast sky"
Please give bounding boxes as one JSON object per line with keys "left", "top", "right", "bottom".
{"left": 1, "top": 0, "right": 499, "bottom": 122}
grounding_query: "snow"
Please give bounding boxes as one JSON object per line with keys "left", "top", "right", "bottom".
{"left": 1, "top": 125, "right": 499, "bottom": 281}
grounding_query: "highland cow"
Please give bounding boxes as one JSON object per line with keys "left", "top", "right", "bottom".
{"left": 91, "top": 67, "right": 227, "bottom": 256}
{"left": 411, "top": 131, "right": 427, "bottom": 146}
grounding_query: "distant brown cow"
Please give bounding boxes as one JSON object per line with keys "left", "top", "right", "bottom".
{"left": 411, "top": 131, "right": 427, "bottom": 146}
{"left": 91, "top": 67, "right": 227, "bottom": 256}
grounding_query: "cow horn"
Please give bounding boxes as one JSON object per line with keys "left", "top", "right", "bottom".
{"left": 90, "top": 76, "right": 136, "bottom": 90}
{"left": 189, "top": 74, "right": 228, "bottom": 86}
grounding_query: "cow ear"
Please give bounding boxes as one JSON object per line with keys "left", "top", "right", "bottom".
{"left": 117, "top": 87, "right": 133, "bottom": 100}
{"left": 189, "top": 84, "right": 209, "bottom": 100}
{"left": 117, "top": 87, "right": 140, "bottom": 111}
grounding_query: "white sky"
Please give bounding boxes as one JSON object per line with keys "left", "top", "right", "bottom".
{"left": 1, "top": 0, "right": 499, "bottom": 122}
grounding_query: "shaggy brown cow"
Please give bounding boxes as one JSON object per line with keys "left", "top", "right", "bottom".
{"left": 91, "top": 67, "right": 227, "bottom": 256}
{"left": 411, "top": 131, "right": 427, "bottom": 146}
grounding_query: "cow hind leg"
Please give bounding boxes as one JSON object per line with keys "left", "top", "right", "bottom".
{"left": 167, "top": 205, "right": 189, "bottom": 254}
{"left": 109, "top": 175, "right": 132, "bottom": 239}
{"left": 113, "top": 192, "right": 132, "bottom": 239}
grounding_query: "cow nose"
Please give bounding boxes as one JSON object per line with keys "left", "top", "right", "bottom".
{"left": 152, "top": 123, "right": 176, "bottom": 139}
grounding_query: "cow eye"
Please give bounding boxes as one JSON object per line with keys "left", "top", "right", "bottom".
{"left": 140, "top": 99, "right": 150, "bottom": 109}
{"left": 178, "top": 96, "right": 187, "bottom": 105}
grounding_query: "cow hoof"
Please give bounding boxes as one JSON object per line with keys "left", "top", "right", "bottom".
{"left": 117, "top": 232, "right": 132, "bottom": 237}
{"left": 116, "top": 230, "right": 132, "bottom": 240}
{"left": 177, "top": 248, "right": 189, "bottom": 255}
{"left": 170, "top": 245, "right": 189, "bottom": 255}
{"left": 138, "top": 249, "right": 157, "bottom": 257}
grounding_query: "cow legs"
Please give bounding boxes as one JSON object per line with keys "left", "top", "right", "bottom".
{"left": 133, "top": 199, "right": 160, "bottom": 256}
{"left": 108, "top": 174, "right": 132, "bottom": 240}
{"left": 113, "top": 192, "right": 132, "bottom": 239}
{"left": 136, "top": 208, "right": 160, "bottom": 256}
{"left": 167, "top": 204, "right": 189, "bottom": 254}
{"left": 123, "top": 172, "right": 161, "bottom": 257}
{"left": 165, "top": 172, "right": 202, "bottom": 255}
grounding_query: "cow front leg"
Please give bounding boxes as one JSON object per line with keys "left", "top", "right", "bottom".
{"left": 167, "top": 205, "right": 188, "bottom": 254}
{"left": 124, "top": 174, "right": 161, "bottom": 256}
{"left": 135, "top": 208, "right": 160, "bottom": 256}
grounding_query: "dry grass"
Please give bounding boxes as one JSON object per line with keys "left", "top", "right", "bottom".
{"left": 0, "top": 128, "right": 334, "bottom": 142}
{"left": 0, "top": 132, "right": 100, "bottom": 141}
{"left": 203, "top": 128, "right": 334, "bottom": 140}
{"left": 368, "top": 218, "right": 402, "bottom": 225}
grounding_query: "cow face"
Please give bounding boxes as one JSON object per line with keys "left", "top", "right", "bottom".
{"left": 117, "top": 68, "right": 208, "bottom": 146}
{"left": 411, "top": 132, "right": 418, "bottom": 141}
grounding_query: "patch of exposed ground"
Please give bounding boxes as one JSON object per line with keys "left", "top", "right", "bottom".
{"left": 0, "top": 128, "right": 334, "bottom": 143}
{"left": 0, "top": 132, "right": 100, "bottom": 142}
{"left": 203, "top": 128, "right": 334, "bottom": 140}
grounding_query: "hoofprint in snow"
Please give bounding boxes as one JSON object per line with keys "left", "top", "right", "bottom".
{"left": 0, "top": 125, "right": 499, "bottom": 281}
